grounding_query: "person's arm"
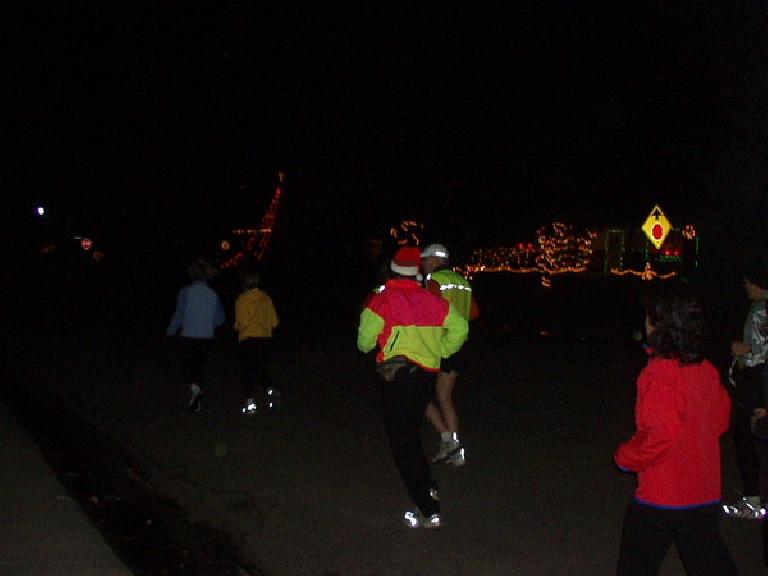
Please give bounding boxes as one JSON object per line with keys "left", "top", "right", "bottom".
{"left": 718, "top": 380, "right": 733, "bottom": 435}
{"left": 233, "top": 296, "right": 243, "bottom": 333}
{"left": 469, "top": 295, "right": 480, "bottom": 321}
{"left": 357, "top": 308, "right": 385, "bottom": 353}
{"left": 213, "top": 294, "right": 226, "bottom": 328}
{"left": 166, "top": 288, "right": 186, "bottom": 336}
{"left": 615, "top": 369, "right": 682, "bottom": 473}
{"left": 441, "top": 304, "right": 469, "bottom": 358}
{"left": 268, "top": 296, "right": 279, "bottom": 330}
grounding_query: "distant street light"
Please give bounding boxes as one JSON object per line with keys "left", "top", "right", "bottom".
{"left": 36, "top": 206, "right": 45, "bottom": 216}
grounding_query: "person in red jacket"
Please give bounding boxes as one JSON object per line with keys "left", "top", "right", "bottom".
{"left": 615, "top": 289, "right": 736, "bottom": 575}
{"left": 358, "top": 246, "right": 468, "bottom": 529}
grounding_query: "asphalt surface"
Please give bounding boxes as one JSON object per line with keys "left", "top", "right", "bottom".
{"left": 5, "top": 265, "right": 766, "bottom": 575}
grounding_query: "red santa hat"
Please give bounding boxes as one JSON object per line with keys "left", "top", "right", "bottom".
{"left": 390, "top": 246, "right": 422, "bottom": 278}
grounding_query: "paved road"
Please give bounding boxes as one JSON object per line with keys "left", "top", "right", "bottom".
{"left": 8, "top": 268, "right": 764, "bottom": 575}
{"left": 18, "top": 325, "right": 764, "bottom": 575}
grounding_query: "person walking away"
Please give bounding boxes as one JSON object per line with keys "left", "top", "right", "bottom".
{"left": 357, "top": 246, "right": 468, "bottom": 529}
{"left": 723, "top": 263, "right": 768, "bottom": 520}
{"left": 166, "top": 258, "right": 226, "bottom": 412}
{"left": 420, "top": 243, "right": 479, "bottom": 467}
{"left": 615, "top": 289, "right": 736, "bottom": 575}
{"left": 234, "top": 267, "right": 280, "bottom": 415}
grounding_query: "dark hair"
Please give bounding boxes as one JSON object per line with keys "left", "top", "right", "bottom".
{"left": 644, "top": 289, "right": 705, "bottom": 364}
{"left": 187, "top": 258, "right": 217, "bottom": 281}
{"left": 238, "top": 266, "right": 261, "bottom": 290}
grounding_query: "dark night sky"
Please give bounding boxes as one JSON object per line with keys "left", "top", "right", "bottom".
{"left": 5, "top": 2, "right": 768, "bottom": 256}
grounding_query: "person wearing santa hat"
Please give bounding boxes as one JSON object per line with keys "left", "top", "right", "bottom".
{"left": 358, "top": 246, "right": 468, "bottom": 529}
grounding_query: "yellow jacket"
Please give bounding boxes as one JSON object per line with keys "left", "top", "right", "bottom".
{"left": 234, "top": 288, "right": 279, "bottom": 341}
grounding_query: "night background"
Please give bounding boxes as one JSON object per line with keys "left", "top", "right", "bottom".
{"left": 6, "top": 2, "right": 768, "bottom": 273}
{"left": 5, "top": 3, "right": 768, "bottom": 574}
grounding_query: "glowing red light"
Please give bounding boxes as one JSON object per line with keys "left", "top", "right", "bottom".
{"left": 652, "top": 224, "right": 664, "bottom": 240}
{"left": 81, "top": 238, "right": 93, "bottom": 251}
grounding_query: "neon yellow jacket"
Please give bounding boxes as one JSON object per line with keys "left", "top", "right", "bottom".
{"left": 426, "top": 268, "right": 479, "bottom": 321}
{"left": 357, "top": 278, "right": 468, "bottom": 371}
{"left": 234, "top": 288, "right": 279, "bottom": 341}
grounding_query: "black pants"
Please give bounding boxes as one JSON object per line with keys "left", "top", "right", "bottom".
{"left": 732, "top": 365, "right": 766, "bottom": 497}
{"left": 617, "top": 500, "right": 737, "bottom": 576}
{"left": 238, "top": 337, "right": 274, "bottom": 399}
{"left": 180, "top": 337, "right": 214, "bottom": 386}
{"left": 380, "top": 366, "right": 439, "bottom": 518}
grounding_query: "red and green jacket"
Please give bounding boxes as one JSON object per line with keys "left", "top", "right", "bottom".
{"left": 357, "top": 278, "right": 469, "bottom": 371}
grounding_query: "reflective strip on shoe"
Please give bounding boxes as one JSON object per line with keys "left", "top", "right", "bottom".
{"left": 448, "top": 447, "right": 466, "bottom": 467}
{"left": 403, "top": 510, "right": 441, "bottom": 529}
{"left": 722, "top": 498, "right": 766, "bottom": 520}
{"left": 403, "top": 511, "right": 421, "bottom": 528}
{"left": 433, "top": 440, "right": 462, "bottom": 463}
{"left": 188, "top": 390, "right": 203, "bottom": 412}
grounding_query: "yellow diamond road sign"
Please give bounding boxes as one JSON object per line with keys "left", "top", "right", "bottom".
{"left": 642, "top": 205, "right": 671, "bottom": 249}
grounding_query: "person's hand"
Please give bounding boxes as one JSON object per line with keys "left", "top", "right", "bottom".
{"left": 731, "top": 341, "right": 751, "bottom": 357}
{"left": 751, "top": 408, "right": 767, "bottom": 432}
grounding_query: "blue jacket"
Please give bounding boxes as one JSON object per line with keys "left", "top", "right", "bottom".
{"left": 166, "top": 280, "right": 225, "bottom": 338}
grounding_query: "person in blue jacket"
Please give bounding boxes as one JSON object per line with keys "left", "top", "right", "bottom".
{"left": 166, "top": 258, "right": 225, "bottom": 412}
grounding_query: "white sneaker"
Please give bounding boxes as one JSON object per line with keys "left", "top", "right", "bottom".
{"left": 432, "top": 438, "right": 461, "bottom": 463}
{"left": 187, "top": 383, "right": 203, "bottom": 412}
{"left": 447, "top": 446, "right": 466, "bottom": 467}
{"left": 403, "top": 510, "right": 441, "bottom": 529}
{"left": 241, "top": 399, "right": 258, "bottom": 416}
{"left": 723, "top": 497, "right": 766, "bottom": 520}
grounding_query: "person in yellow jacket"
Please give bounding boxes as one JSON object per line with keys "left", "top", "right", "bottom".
{"left": 234, "top": 267, "right": 279, "bottom": 415}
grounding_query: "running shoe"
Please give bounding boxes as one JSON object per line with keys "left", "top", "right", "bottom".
{"left": 723, "top": 497, "right": 766, "bottom": 520}
{"left": 241, "top": 399, "right": 258, "bottom": 416}
{"left": 403, "top": 510, "right": 441, "bottom": 529}
{"left": 432, "top": 438, "right": 461, "bottom": 463}
{"left": 187, "top": 383, "right": 203, "bottom": 413}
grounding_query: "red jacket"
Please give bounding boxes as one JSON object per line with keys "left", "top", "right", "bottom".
{"left": 615, "top": 357, "right": 731, "bottom": 508}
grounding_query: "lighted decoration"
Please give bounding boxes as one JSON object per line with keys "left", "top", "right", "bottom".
{"left": 390, "top": 220, "right": 424, "bottom": 246}
{"left": 36, "top": 206, "right": 45, "bottom": 216}
{"left": 610, "top": 263, "right": 678, "bottom": 281}
{"left": 220, "top": 172, "right": 286, "bottom": 270}
{"left": 642, "top": 205, "right": 671, "bottom": 249}
{"left": 80, "top": 238, "right": 93, "bottom": 251}
{"left": 536, "top": 222, "right": 595, "bottom": 276}
{"left": 464, "top": 243, "right": 539, "bottom": 274}
{"left": 682, "top": 224, "right": 697, "bottom": 240}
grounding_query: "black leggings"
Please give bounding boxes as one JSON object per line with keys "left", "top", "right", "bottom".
{"left": 732, "top": 365, "right": 766, "bottom": 497}
{"left": 180, "top": 338, "right": 214, "bottom": 386}
{"left": 238, "top": 338, "right": 274, "bottom": 398}
{"left": 617, "top": 500, "right": 736, "bottom": 576}
{"left": 381, "top": 367, "right": 439, "bottom": 517}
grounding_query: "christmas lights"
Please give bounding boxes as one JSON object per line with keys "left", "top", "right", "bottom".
{"left": 219, "top": 172, "right": 286, "bottom": 269}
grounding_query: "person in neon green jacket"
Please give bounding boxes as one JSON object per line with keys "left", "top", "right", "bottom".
{"left": 357, "top": 246, "right": 468, "bottom": 529}
{"left": 420, "top": 243, "right": 479, "bottom": 467}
